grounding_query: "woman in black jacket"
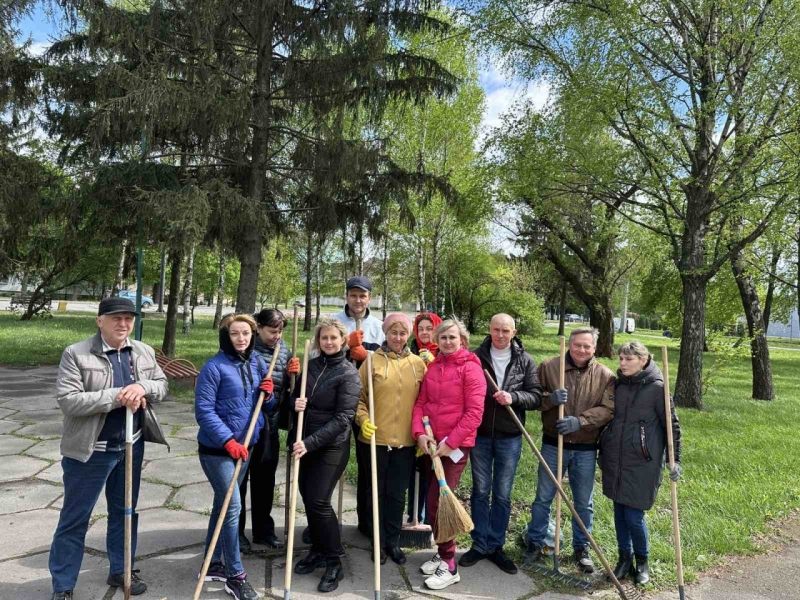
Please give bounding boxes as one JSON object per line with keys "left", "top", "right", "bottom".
{"left": 290, "top": 317, "right": 361, "bottom": 593}
{"left": 599, "top": 341, "right": 682, "bottom": 586}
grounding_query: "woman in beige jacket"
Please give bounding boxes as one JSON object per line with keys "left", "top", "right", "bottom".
{"left": 356, "top": 313, "right": 426, "bottom": 565}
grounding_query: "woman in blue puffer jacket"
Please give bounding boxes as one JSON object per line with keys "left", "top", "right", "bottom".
{"left": 195, "top": 314, "right": 275, "bottom": 600}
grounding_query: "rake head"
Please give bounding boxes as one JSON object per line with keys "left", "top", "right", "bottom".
{"left": 527, "top": 562, "right": 593, "bottom": 591}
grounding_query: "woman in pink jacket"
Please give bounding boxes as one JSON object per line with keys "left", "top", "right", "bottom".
{"left": 412, "top": 318, "right": 486, "bottom": 590}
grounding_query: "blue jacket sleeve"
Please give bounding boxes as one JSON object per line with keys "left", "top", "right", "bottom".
{"left": 195, "top": 361, "right": 235, "bottom": 448}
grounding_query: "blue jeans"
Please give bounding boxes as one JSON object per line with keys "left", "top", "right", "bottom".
{"left": 526, "top": 443, "right": 596, "bottom": 550}
{"left": 614, "top": 502, "right": 649, "bottom": 557}
{"left": 469, "top": 435, "right": 522, "bottom": 554}
{"left": 50, "top": 440, "right": 144, "bottom": 593}
{"left": 199, "top": 452, "right": 251, "bottom": 577}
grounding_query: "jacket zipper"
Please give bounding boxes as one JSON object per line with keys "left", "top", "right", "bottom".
{"left": 303, "top": 362, "right": 327, "bottom": 439}
{"left": 639, "top": 422, "right": 652, "bottom": 461}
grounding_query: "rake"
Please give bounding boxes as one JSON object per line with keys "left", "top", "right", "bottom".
{"left": 484, "top": 369, "right": 643, "bottom": 600}
{"left": 284, "top": 304, "right": 300, "bottom": 545}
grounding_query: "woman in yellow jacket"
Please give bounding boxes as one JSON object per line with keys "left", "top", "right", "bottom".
{"left": 356, "top": 313, "right": 426, "bottom": 566}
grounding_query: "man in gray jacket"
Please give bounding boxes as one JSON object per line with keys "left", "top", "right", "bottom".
{"left": 49, "top": 297, "right": 168, "bottom": 600}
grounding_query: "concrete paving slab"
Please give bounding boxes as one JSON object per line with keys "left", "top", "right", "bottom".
{"left": 0, "top": 419, "right": 23, "bottom": 434}
{"left": 36, "top": 461, "right": 64, "bottom": 484}
{"left": 0, "top": 507, "right": 61, "bottom": 560}
{"left": 0, "top": 480, "right": 63, "bottom": 514}
{"left": 130, "top": 549, "right": 267, "bottom": 599}
{"left": 172, "top": 481, "right": 214, "bottom": 513}
{"left": 152, "top": 401, "right": 195, "bottom": 414}
{"left": 52, "top": 480, "right": 173, "bottom": 516}
{"left": 158, "top": 411, "right": 199, "bottom": 427}
{"left": 86, "top": 507, "right": 210, "bottom": 557}
{"left": 0, "top": 551, "right": 110, "bottom": 599}
{"left": 1, "top": 396, "right": 60, "bottom": 411}
{"left": 14, "top": 420, "right": 64, "bottom": 438}
{"left": 24, "top": 438, "right": 63, "bottom": 462}
{"left": 0, "top": 433, "right": 38, "bottom": 455}
{"left": 144, "top": 437, "right": 197, "bottom": 461}
{"left": 172, "top": 425, "right": 200, "bottom": 440}
{"left": 271, "top": 545, "right": 411, "bottom": 600}
{"left": 0, "top": 381, "right": 57, "bottom": 391}
{"left": 404, "top": 549, "right": 539, "bottom": 600}
{"left": 142, "top": 454, "right": 207, "bottom": 486}
{"left": 5, "top": 408, "right": 64, "bottom": 422}
{"left": 0, "top": 455, "right": 51, "bottom": 483}
{"left": 0, "top": 406, "right": 18, "bottom": 419}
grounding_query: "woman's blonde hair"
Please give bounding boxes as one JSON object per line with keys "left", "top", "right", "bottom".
{"left": 226, "top": 314, "right": 257, "bottom": 331}
{"left": 313, "top": 317, "right": 348, "bottom": 352}
{"left": 618, "top": 340, "right": 650, "bottom": 361}
{"left": 435, "top": 318, "right": 470, "bottom": 349}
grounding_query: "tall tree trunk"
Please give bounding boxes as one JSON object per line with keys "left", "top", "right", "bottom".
{"left": 730, "top": 247, "right": 774, "bottom": 400}
{"left": 357, "top": 220, "right": 364, "bottom": 274}
{"left": 157, "top": 248, "right": 166, "bottom": 313}
{"left": 162, "top": 249, "right": 183, "bottom": 357}
{"left": 589, "top": 299, "right": 614, "bottom": 358}
{"left": 235, "top": 0, "right": 273, "bottom": 314}
{"left": 763, "top": 244, "right": 781, "bottom": 330}
{"left": 382, "top": 234, "right": 389, "bottom": 320}
{"left": 557, "top": 279, "right": 567, "bottom": 337}
{"left": 20, "top": 271, "right": 29, "bottom": 296}
{"left": 112, "top": 237, "right": 128, "bottom": 295}
{"left": 213, "top": 251, "right": 226, "bottom": 329}
{"left": 304, "top": 227, "right": 313, "bottom": 331}
{"left": 315, "top": 236, "right": 322, "bottom": 326}
{"left": 432, "top": 219, "right": 442, "bottom": 314}
{"left": 618, "top": 280, "right": 629, "bottom": 332}
{"left": 182, "top": 242, "right": 195, "bottom": 334}
{"left": 416, "top": 230, "right": 425, "bottom": 311}
{"left": 675, "top": 272, "right": 706, "bottom": 410}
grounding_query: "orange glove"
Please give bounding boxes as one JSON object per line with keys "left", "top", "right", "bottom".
{"left": 287, "top": 357, "right": 300, "bottom": 375}
{"left": 347, "top": 330, "right": 364, "bottom": 348}
{"left": 349, "top": 344, "right": 368, "bottom": 362}
{"left": 258, "top": 377, "right": 274, "bottom": 394}
{"left": 224, "top": 439, "right": 249, "bottom": 461}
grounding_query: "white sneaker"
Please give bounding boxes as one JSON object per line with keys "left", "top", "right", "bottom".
{"left": 420, "top": 553, "right": 443, "bottom": 575}
{"left": 425, "top": 564, "right": 460, "bottom": 590}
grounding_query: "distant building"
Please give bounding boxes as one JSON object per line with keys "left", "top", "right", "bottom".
{"left": 767, "top": 308, "right": 800, "bottom": 339}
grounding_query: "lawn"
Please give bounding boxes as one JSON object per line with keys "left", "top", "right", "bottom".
{"left": 2, "top": 312, "right": 798, "bottom": 591}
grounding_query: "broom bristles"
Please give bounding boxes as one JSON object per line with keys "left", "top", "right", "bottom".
{"left": 431, "top": 455, "right": 473, "bottom": 544}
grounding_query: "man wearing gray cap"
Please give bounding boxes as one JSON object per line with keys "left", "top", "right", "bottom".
{"left": 49, "top": 297, "right": 168, "bottom": 600}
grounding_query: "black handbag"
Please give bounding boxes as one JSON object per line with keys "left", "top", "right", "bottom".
{"left": 142, "top": 404, "right": 170, "bottom": 451}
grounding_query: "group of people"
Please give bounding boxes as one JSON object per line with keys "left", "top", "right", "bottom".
{"left": 47, "top": 277, "right": 683, "bottom": 600}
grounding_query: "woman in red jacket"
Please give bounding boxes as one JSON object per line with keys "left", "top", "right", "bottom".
{"left": 412, "top": 318, "right": 486, "bottom": 590}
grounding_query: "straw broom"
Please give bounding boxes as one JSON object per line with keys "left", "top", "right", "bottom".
{"left": 193, "top": 341, "right": 282, "bottom": 600}
{"left": 421, "top": 416, "right": 473, "bottom": 544}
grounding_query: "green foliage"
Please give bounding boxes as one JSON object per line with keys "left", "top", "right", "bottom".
{"left": 257, "top": 239, "right": 303, "bottom": 309}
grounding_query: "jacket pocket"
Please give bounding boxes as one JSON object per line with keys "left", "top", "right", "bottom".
{"left": 637, "top": 421, "right": 653, "bottom": 462}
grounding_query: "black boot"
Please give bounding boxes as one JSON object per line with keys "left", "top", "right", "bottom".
{"left": 634, "top": 556, "right": 650, "bottom": 586}
{"left": 318, "top": 558, "right": 344, "bottom": 593}
{"left": 611, "top": 552, "right": 634, "bottom": 581}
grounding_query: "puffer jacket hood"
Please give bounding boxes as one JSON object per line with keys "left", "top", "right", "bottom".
{"left": 599, "top": 358, "right": 682, "bottom": 510}
{"left": 356, "top": 345, "right": 426, "bottom": 448}
{"left": 411, "top": 347, "right": 486, "bottom": 449}
{"left": 475, "top": 336, "right": 542, "bottom": 439}
{"left": 219, "top": 325, "right": 256, "bottom": 361}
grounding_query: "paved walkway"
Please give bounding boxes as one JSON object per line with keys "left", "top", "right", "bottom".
{"left": 4, "top": 365, "right": 798, "bottom": 600}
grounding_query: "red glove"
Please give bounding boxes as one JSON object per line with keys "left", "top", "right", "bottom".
{"left": 347, "top": 330, "right": 364, "bottom": 348}
{"left": 224, "top": 439, "right": 249, "bottom": 461}
{"left": 259, "top": 377, "right": 274, "bottom": 394}
{"left": 349, "top": 344, "right": 368, "bottom": 362}
{"left": 287, "top": 357, "right": 300, "bottom": 375}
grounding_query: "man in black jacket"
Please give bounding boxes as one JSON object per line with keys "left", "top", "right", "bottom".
{"left": 460, "top": 314, "right": 543, "bottom": 574}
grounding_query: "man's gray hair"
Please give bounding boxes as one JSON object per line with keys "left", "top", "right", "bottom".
{"left": 569, "top": 326, "right": 599, "bottom": 344}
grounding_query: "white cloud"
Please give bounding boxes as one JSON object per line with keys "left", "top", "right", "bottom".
{"left": 28, "top": 41, "right": 50, "bottom": 57}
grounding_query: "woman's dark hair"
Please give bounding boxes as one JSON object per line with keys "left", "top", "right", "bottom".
{"left": 255, "top": 308, "right": 287, "bottom": 329}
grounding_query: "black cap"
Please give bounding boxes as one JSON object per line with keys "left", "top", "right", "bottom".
{"left": 346, "top": 276, "right": 372, "bottom": 292}
{"left": 98, "top": 297, "right": 140, "bottom": 316}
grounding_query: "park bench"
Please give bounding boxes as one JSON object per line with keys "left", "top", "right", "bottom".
{"left": 6, "top": 294, "right": 52, "bottom": 314}
{"left": 152, "top": 347, "right": 200, "bottom": 389}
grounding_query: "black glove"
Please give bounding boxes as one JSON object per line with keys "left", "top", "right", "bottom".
{"left": 550, "top": 388, "right": 568, "bottom": 406}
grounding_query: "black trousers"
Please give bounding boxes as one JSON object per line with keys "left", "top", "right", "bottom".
{"left": 239, "top": 414, "right": 280, "bottom": 539}
{"left": 355, "top": 431, "right": 370, "bottom": 529}
{"left": 299, "top": 440, "right": 350, "bottom": 558}
{"left": 407, "top": 455, "right": 430, "bottom": 523}
{"left": 360, "top": 442, "right": 415, "bottom": 548}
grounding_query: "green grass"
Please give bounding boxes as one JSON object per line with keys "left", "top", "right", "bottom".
{"left": 3, "top": 312, "right": 799, "bottom": 590}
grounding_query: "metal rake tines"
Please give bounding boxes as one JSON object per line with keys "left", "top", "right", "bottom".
{"left": 528, "top": 563, "right": 593, "bottom": 591}
{"left": 619, "top": 583, "right": 646, "bottom": 600}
